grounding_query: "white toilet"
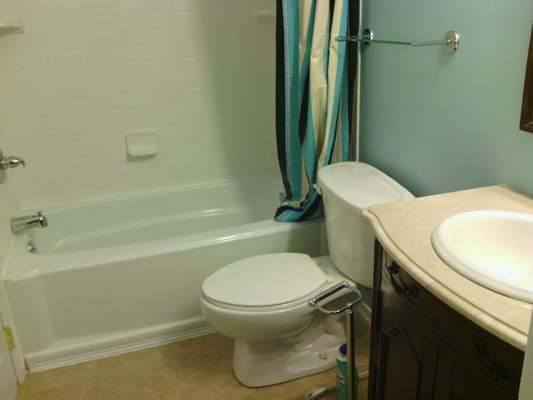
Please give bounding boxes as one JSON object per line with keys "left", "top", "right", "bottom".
{"left": 200, "top": 162, "right": 413, "bottom": 387}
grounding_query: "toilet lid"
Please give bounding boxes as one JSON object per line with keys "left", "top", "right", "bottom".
{"left": 317, "top": 162, "right": 413, "bottom": 211}
{"left": 202, "top": 253, "right": 327, "bottom": 307}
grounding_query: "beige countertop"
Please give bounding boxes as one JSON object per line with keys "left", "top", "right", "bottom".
{"left": 363, "top": 185, "right": 533, "bottom": 351}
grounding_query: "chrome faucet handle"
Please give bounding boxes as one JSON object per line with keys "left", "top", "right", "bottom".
{"left": 0, "top": 156, "right": 25, "bottom": 169}
{"left": 0, "top": 149, "right": 25, "bottom": 169}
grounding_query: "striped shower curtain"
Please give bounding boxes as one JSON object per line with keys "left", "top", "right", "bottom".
{"left": 275, "top": 0, "right": 358, "bottom": 222}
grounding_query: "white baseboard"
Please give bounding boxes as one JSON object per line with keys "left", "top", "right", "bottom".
{"left": 26, "top": 318, "right": 215, "bottom": 372}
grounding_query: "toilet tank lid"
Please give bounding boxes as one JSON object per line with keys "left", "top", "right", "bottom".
{"left": 202, "top": 253, "right": 326, "bottom": 307}
{"left": 317, "top": 162, "right": 413, "bottom": 210}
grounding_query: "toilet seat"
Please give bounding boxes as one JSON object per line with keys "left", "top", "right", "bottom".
{"left": 201, "top": 253, "right": 327, "bottom": 308}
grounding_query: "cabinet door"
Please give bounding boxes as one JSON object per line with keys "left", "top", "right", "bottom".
{"left": 369, "top": 241, "right": 523, "bottom": 400}
{"left": 374, "top": 323, "right": 438, "bottom": 400}
{"left": 371, "top": 249, "right": 438, "bottom": 400}
{"left": 434, "top": 350, "right": 518, "bottom": 400}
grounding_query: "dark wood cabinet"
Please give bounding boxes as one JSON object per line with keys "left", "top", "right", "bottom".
{"left": 369, "top": 241, "right": 524, "bottom": 400}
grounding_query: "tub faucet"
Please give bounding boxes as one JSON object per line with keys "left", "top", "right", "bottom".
{"left": 10, "top": 211, "right": 48, "bottom": 234}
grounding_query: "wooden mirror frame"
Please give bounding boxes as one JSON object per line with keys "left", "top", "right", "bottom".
{"left": 520, "top": 25, "right": 533, "bottom": 133}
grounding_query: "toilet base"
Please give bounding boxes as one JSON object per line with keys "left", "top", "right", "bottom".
{"left": 232, "top": 315, "right": 345, "bottom": 387}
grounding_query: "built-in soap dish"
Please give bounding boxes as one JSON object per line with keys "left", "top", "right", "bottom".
{"left": 126, "top": 130, "right": 159, "bottom": 159}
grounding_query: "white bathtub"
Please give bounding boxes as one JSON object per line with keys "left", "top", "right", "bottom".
{"left": 2, "top": 176, "right": 327, "bottom": 371}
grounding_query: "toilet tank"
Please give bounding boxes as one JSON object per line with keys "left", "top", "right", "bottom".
{"left": 317, "top": 162, "right": 413, "bottom": 287}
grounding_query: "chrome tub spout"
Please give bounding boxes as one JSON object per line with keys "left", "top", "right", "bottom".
{"left": 11, "top": 211, "right": 48, "bottom": 234}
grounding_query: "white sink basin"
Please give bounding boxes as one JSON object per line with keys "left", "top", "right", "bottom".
{"left": 432, "top": 210, "right": 533, "bottom": 303}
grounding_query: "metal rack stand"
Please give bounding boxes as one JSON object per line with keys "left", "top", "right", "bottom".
{"left": 305, "top": 281, "right": 363, "bottom": 400}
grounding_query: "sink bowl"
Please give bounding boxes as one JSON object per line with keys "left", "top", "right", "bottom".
{"left": 432, "top": 210, "right": 533, "bottom": 303}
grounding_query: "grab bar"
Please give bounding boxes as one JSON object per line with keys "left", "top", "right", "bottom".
{"left": 337, "top": 28, "right": 460, "bottom": 54}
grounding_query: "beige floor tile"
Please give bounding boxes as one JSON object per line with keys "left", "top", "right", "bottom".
{"left": 18, "top": 380, "right": 97, "bottom": 400}
{"left": 159, "top": 333, "right": 233, "bottom": 365}
{"left": 176, "top": 363, "right": 234, "bottom": 390}
{"left": 97, "top": 365, "right": 190, "bottom": 400}
{"left": 18, "top": 315, "right": 371, "bottom": 400}
{"left": 96, "top": 371, "right": 146, "bottom": 400}
{"left": 157, "top": 386, "right": 188, "bottom": 400}
{"left": 263, "top": 381, "right": 314, "bottom": 400}
{"left": 96, "top": 346, "right": 169, "bottom": 378}
{"left": 296, "top": 368, "right": 337, "bottom": 388}
{"left": 18, "top": 361, "right": 98, "bottom": 396}
{"left": 142, "top": 363, "right": 182, "bottom": 391}
{"left": 96, "top": 366, "right": 183, "bottom": 399}
{"left": 212, "top": 374, "right": 270, "bottom": 400}
{"left": 174, "top": 380, "right": 221, "bottom": 399}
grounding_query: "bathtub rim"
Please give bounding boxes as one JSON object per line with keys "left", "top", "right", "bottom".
{"left": 3, "top": 218, "right": 325, "bottom": 280}
{"left": 18, "top": 174, "right": 284, "bottom": 214}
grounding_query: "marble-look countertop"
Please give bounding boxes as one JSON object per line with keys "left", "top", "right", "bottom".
{"left": 363, "top": 185, "right": 533, "bottom": 351}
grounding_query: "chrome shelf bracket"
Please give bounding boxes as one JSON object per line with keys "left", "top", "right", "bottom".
{"left": 337, "top": 28, "right": 461, "bottom": 54}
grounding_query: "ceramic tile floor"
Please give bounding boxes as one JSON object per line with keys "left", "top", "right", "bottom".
{"left": 17, "top": 310, "right": 370, "bottom": 400}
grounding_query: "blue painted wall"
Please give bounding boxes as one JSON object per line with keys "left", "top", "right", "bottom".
{"left": 360, "top": 0, "right": 533, "bottom": 196}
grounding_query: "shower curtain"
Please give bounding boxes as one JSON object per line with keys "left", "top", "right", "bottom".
{"left": 275, "top": 0, "right": 359, "bottom": 222}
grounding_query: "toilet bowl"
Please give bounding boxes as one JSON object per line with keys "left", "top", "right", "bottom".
{"left": 200, "top": 162, "right": 414, "bottom": 387}
{"left": 201, "top": 255, "right": 349, "bottom": 387}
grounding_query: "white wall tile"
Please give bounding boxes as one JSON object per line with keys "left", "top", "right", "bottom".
{"left": 173, "top": 0, "right": 195, "bottom": 13}
{"left": 175, "top": 42, "right": 197, "bottom": 59}
{"left": 0, "top": 0, "right": 277, "bottom": 209}
{"left": 18, "top": 0, "right": 81, "bottom": 18}
{"left": 118, "top": 0, "right": 173, "bottom": 15}
{"left": 0, "top": 126, "right": 21, "bottom": 269}
{"left": 77, "top": 0, "right": 120, "bottom": 16}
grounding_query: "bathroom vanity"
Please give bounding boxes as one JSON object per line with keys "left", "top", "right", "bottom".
{"left": 363, "top": 185, "right": 532, "bottom": 400}
{"left": 369, "top": 243, "right": 523, "bottom": 399}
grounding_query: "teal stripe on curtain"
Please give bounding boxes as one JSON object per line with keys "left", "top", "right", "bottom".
{"left": 275, "top": 0, "right": 356, "bottom": 222}
{"left": 321, "top": 0, "right": 349, "bottom": 166}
